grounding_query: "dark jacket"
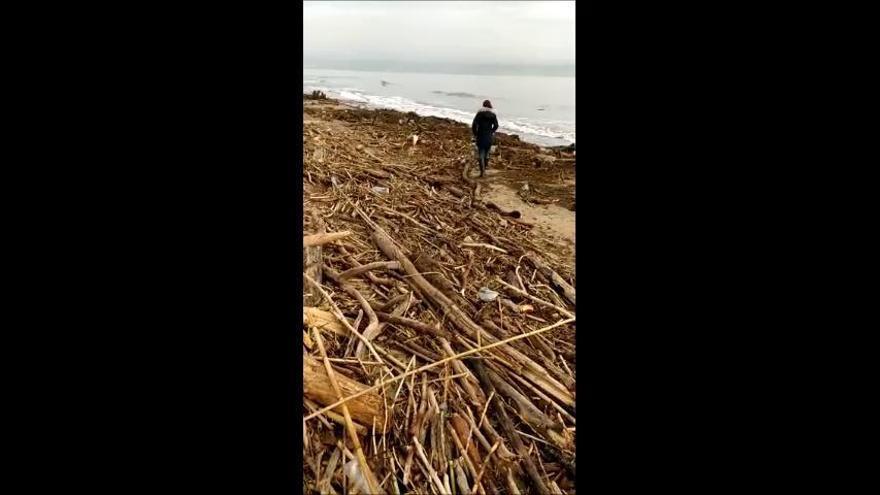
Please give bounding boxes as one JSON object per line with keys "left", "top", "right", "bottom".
{"left": 472, "top": 107, "right": 498, "bottom": 149}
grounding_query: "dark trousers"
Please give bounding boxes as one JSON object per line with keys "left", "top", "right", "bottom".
{"left": 477, "top": 146, "right": 490, "bottom": 175}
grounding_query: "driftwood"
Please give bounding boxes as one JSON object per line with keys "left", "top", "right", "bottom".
{"left": 460, "top": 242, "right": 508, "bottom": 253}
{"left": 445, "top": 184, "right": 469, "bottom": 200}
{"left": 496, "top": 277, "right": 575, "bottom": 319}
{"left": 311, "top": 330, "right": 385, "bottom": 495}
{"left": 372, "top": 225, "right": 574, "bottom": 407}
{"left": 302, "top": 100, "right": 576, "bottom": 494}
{"left": 303, "top": 231, "right": 352, "bottom": 247}
{"left": 440, "top": 184, "right": 534, "bottom": 227}
{"left": 448, "top": 414, "right": 497, "bottom": 494}
{"left": 483, "top": 364, "right": 572, "bottom": 450}
{"left": 338, "top": 260, "right": 400, "bottom": 280}
{"left": 303, "top": 212, "right": 325, "bottom": 306}
{"left": 323, "top": 266, "right": 382, "bottom": 361}
{"left": 484, "top": 201, "right": 522, "bottom": 219}
{"left": 339, "top": 245, "right": 399, "bottom": 288}
{"left": 303, "top": 354, "right": 387, "bottom": 433}
{"left": 374, "top": 311, "right": 451, "bottom": 339}
{"left": 303, "top": 307, "right": 348, "bottom": 337}
{"left": 525, "top": 254, "right": 576, "bottom": 307}
{"left": 412, "top": 253, "right": 475, "bottom": 313}
{"left": 470, "top": 359, "right": 552, "bottom": 495}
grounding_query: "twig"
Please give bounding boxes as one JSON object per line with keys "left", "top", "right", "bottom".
{"left": 304, "top": 317, "right": 575, "bottom": 422}
{"left": 469, "top": 439, "right": 501, "bottom": 495}
{"left": 375, "top": 312, "right": 451, "bottom": 339}
{"left": 338, "top": 261, "right": 401, "bottom": 280}
{"left": 471, "top": 360, "right": 552, "bottom": 495}
{"left": 313, "top": 328, "right": 384, "bottom": 495}
{"left": 324, "top": 266, "right": 382, "bottom": 361}
{"left": 303, "top": 272, "right": 390, "bottom": 374}
{"left": 459, "top": 242, "right": 508, "bottom": 253}
{"left": 495, "top": 277, "right": 574, "bottom": 318}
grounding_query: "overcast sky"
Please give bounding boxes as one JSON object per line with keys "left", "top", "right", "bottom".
{"left": 303, "top": 1, "right": 575, "bottom": 66}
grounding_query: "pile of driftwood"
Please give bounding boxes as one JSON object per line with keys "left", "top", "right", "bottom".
{"left": 303, "top": 99, "right": 576, "bottom": 494}
{"left": 306, "top": 90, "right": 328, "bottom": 100}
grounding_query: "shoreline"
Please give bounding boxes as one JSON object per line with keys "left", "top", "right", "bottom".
{"left": 303, "top": 92, "right": 575, "bottom": 153}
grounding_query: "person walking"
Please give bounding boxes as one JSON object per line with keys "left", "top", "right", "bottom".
{"left": 471, "top": 100, "right": 498, "bottom": 177}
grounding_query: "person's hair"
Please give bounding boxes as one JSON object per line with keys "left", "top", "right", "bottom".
{"left": 482, "top": 100, "right": 492, "bottom": 109}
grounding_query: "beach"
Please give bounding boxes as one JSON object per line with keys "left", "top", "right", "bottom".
{"left": 302, "top": 93, "right": 576, "bottom": 494}
{"left": 304, "top": 93, "right": 576, "bottom": 248}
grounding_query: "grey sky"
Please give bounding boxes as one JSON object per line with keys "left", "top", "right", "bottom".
{"left": 303, "top": 1, "right": 575, "bottom": 66}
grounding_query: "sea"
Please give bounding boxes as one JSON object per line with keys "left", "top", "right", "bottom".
{"left": 303, "top": 67, "right": 575, "bottom": 147}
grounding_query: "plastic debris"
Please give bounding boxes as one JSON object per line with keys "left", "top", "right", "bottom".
{"left": 477, "top": 287, "right": 499, "bottom": 302}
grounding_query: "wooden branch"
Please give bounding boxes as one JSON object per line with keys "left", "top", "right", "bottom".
{"left": 484, "top": 201, "right": 522, "bottom": 219}
{"left": 460, "top": 242, "right": 508, "bottom": 253}
{"left": 438, "top": 337, "right": 486, "bottom": 407}
{"left": 486, "top": 366, "right": 562, "bottom": 433}
{"left": 524, "top": 254, "right": 576, "bottom": 307}
{"left": 303, "top": 231, "right": 351, "bottom": 247}
{"left": 323, "top": 266, "right": 381, "bottom": 361}
{"left": 338, "top": 261, "right": 401, "bottom": 280}
{"left": 374, "top": 312, "right": 451, "bottom": 339}
{"left": 304, "top": 397, "right": 366, "bottom": 435}
{"left": 303, "top": 273, "right": 389, "bottom": 372}
{"left": 470, "top": 359, "right": 551, "bottom": 495}
{"left": 303, "top": 211, "right": 325, "bottom": 306}
{"left": 484, "top": 365, "right": 573, "bottom": 451}
{"left": 311, "top": 331, "right": 384, "bottom": 495}
{"left": 495, "top": 277, "right": 574, "bottom": 319}
{"left": 341, "top": 247, "right": 398, "bottom": 287}
{"left": 412, "top": 253, "right": 473, "bottom": 312}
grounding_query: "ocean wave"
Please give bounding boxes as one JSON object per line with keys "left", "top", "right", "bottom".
{"left": 308, "top": 87, "right": 575, "bottom": 146}
{"left": 432, "top": 90, "right": 479, "bottom": 98}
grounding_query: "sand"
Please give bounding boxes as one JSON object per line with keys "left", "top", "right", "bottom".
{"left": 481, "top": 181, "right": 575, "bottom": 245}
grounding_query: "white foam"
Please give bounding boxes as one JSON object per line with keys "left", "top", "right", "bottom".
{"left": 307, "top": 87, "right": 576, "bottom": 146}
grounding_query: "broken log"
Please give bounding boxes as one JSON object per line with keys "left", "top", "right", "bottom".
{"left": 303, "top": 231, "right": 352, "bottom": 248}
{"left": 303, "top": 354, "right": 387, "bottom": 433}
{"left": 303, "top": 307, "right": 349, "bottom": 337}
